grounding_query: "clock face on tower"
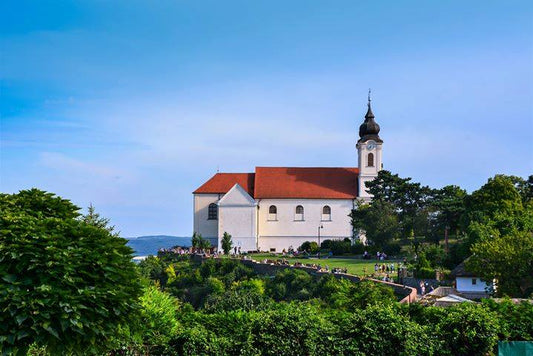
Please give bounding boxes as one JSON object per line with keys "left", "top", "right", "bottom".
{"left": 366, "top": 141, "right": 376, "bottom": 150}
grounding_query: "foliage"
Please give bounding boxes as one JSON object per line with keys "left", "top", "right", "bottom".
{"left": 80, "top": 203, "right": 118, "bottom": 237}
{"left": 266, "top": 268, "right": 314, "bottom": 301}
{"left": 191, "top": 232, "right": 211, "bottom": 251}
{"left": 482, "top": 298, "right": 533, "bottom": 341}
{"left": 221, "top": 232, "right": 233, "bottom": 255}
{"left": 138, "top": 255, "right": 170, "bottom": 286}
{"left": 0, "top": 189, "right": 142, "bottom": 355}
{"left": 137, "top": 286, "right": 181, "bottom": 348}
{"left": 433, "top": 303, "right": 500, "bottom": 356}
{"left": 315, "top": 276, "right": 396, "bottom": 310}
{"left": 467, "top": 230, "right": 533, "bottom": 297}
{"left": 328, "top": 239, "right": 352, "bottom": 255}
{"left": 351, "top": 199, "right": 400, "bottom": 247}
{"left": 431, "top": 185, "right": 467, "bottom": 235}
{"left": 365, "top": 170, "right": 433, "bottom": 237}
{"left": 462, "top": 175, "right": 532, "bottom": 237}
{"left": 298, "top": 240, "right": 319, "bottom": 253}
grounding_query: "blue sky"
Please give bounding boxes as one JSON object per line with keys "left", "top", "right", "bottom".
{"left": 1, "top": 1, "right": 532, "bottom": 237}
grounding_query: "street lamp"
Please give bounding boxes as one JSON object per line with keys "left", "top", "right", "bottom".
{"left": 317, "top": 224, "right": 324, "bottom": 255}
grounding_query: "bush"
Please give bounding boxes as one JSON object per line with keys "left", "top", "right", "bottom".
{"left": 320, "top": 239, "right": 333, "bottom": 250}
{"left": 415, "top": 267, "right": 436, "bottom": 279}
{"left": 382, "top": 242, "right": 402, "bottom": 256}
{"left": 138, "top": 255, "right": 170, "bottom": 286}
{"left": 0, "top": 189, "right": 142, "bottom": 355}
{"left": 266, "top": 269, "right": 314, "bottom": 301}
{"left": 436, "top": 303, "right": 500, "bottom": 356}
{"left": 329, "top": 240, "right": 351, "bottom": 255}
{"left": 136, "top": 286, "right": 181, "bottom": 350}
{"left": 298, "top": 241, "right": 319, "bottom": 253}
{"left": 350, "top": 241, "right": 366, "bottom": 254}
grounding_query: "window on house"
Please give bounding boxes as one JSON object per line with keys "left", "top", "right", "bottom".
{"left": 472, "top": 278, "right": 477, "bottom": 285}
{"left": 322, "top": 205, "right": 331, "bottom": 221}
{"left": 367, "top": 152, "right": 374, "bottom": 167}
{"left": 208, "top": 203, "right": 218, "bottom": 220}
{"left": 295, "top": 205, "right": 304, "bottom": 221}
{"left": 268, "top": 205, "right": 277, "bottom": 221}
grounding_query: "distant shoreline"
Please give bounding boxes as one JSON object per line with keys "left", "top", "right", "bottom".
{"left": 125, "top": 235, "right": 191, "bottom": 256}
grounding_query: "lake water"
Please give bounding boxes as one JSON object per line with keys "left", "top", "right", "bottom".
{"left": 125, "top": 235, "right": 191, "bottom": 256}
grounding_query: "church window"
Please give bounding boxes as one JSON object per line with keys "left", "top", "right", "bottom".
{"left": 322, "top": 205, "right": 331, "bottom": 221}
{"left": 268, "top": 205, "right": 277, "bottom": 221}
{"left": 295, "top": 205, "right": 304, "bottom": 221}
{"left": 367, "top": 152, "right": 374, "bottom": 167}
{"left": 208, "top": 203, "right": 218, "bottom": 220}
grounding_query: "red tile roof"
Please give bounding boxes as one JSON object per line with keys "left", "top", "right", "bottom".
{"left": 254, "top": 167, "right": 359, "bottom": 199}
{"left": 193, "top": 167, "right": 359, "bottom": 199}
{"left": 193, "top": 173, "right": 255, "bottom": 195}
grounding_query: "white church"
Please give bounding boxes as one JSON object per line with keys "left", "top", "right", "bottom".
{"left": 193, "top": 98, "right": 383, "bottom": 252}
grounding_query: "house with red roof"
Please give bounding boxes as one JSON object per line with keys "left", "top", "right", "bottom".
{"left": 193, "top": 98, "right": 383, "bottom": 252}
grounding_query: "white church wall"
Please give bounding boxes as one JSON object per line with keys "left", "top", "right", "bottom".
{"left": 217, "top": 184, "right": 258, "bottom": 252}
{"left": 193, "top": 194, "right": 220, "bottom": 245}
{"left": 257, "top": 199, "right": 354, "bottom": 251}
{"left": 218, "top": 206, "right": 257, "bottom": 252}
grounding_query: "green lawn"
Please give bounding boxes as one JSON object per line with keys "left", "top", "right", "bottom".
{"left": 247, "top": 253, "right": 402, "bottom": 277}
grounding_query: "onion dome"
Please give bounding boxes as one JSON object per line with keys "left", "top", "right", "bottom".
{"left": 358, "top": 93, "right": 382, "bottom": 143}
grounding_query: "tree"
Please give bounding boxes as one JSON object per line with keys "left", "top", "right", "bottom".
{"left": 365, "top": 170, "right": 433, "bottom": 237}
{"left": 431, "top": 185, "right": 467, "bottom": 235}
{"left": 191, "top": 232, "right": 211, "bottom": 252}
{"left": 351, "top": 200, "right": 400, "bottom": 248}
{"left": 80, "top": 203, "right": 118, "bottom": 237}
{"left": 467, "top": 230, "right": 533, "bottom": 297}
{"left": 221, "top": 232, "right": 233, "bottom": 255}
{"left": 191, "top": 232, "right": 201, "bottom": 248}
{"left": 0, "top": 189, "right": 142, "bottom": 355}
{"left": 462, "top": 175, "right": 532, "bottom": 237}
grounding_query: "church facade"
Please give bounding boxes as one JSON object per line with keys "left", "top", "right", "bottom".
{"left": 193, "top": 99, "right": 383, "bottom": 252}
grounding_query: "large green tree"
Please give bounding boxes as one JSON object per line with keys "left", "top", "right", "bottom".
{"left": 351, "top": 200, "right": 400, "bottom": 248}
{"left": 365, "top": 170, "right": 433, "bottom": 237}
{"left": 467, "top": 231, "right": 533, "bottom": 297}
{"left": 462, "top": 175, "right": 532, "bottom": 237}
{"left": 0, "top": 189, "right": 142, "bottom": 355}
{"left": 431, "top": 185, "right": 467, "bottom": 235}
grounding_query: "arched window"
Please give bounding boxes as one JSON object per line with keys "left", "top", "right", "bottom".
{"left": 367, "top": 152, "right": 374, "bottom": 167}
{"left": 295, "top": 205, "right": 304, "bottom": 221}
{"left": 268, "top": 205, "right": 277, "bottom": 221}
{"left": 208, "top": 203, "right": 218, "bottom": 220}
{"left": 322, "top": 205, "right": 331, "bottom": 221}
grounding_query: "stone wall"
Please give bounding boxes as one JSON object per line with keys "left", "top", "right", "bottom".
{"left": 240, "top": 258, "right": 418, "bottom": 302}
{"left": 193, "top": 255, "right": 417, "bottom": 303}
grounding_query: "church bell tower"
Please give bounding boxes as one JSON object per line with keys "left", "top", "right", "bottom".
{"left": 356, "top": 91, "right": 383, "bottom": 200}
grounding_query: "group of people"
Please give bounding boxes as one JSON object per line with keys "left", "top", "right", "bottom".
{"left": 374, "top": 262, "right": 395, "bottom": 273}
{"left": 157, "top": 246, "right": 192, "bottom": 255}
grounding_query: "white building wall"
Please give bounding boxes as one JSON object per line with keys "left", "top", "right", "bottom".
{"left": 357, "top": 142, "right": 382, "bottom": 200}
{"left": 193, "top": 193, "right": 221, "bottom": 246}
{"left": 217, "top": 184, "right": 258, "bottom": 253}
{"left": 456, "top": 277, "right": 490, "bottom": 292}
{"left": 257, "top": 199, "right": 354, "bottom": 252}
{"left": 219, "top": 206, "right": 257, "bottom": 252}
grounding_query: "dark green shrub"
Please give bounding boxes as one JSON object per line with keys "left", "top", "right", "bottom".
{"left": 350, "top": 241, "right": 366, "bottom": 254}
{"left": 415, "top": 267, "right": 436, "bottom": 279}
{"left": 299, "top": 241, "right": 319, "bottom": 253}
{"left": 0, "top": 189, "right": 142, "bottom": 355}
{"left": 266, "top": 269, "right": 314, "bottom": 301}
{"left": 329, "top": 240, "right": 351, "bottom": 255}
{"left": 382, "top": 242, "right": 402, "bottom": 256}
{"left": 320, "top": 239, "right": 333, "bottom": 250}
{"left": 435, "top": 303, "right": 500, "bottom": 356}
